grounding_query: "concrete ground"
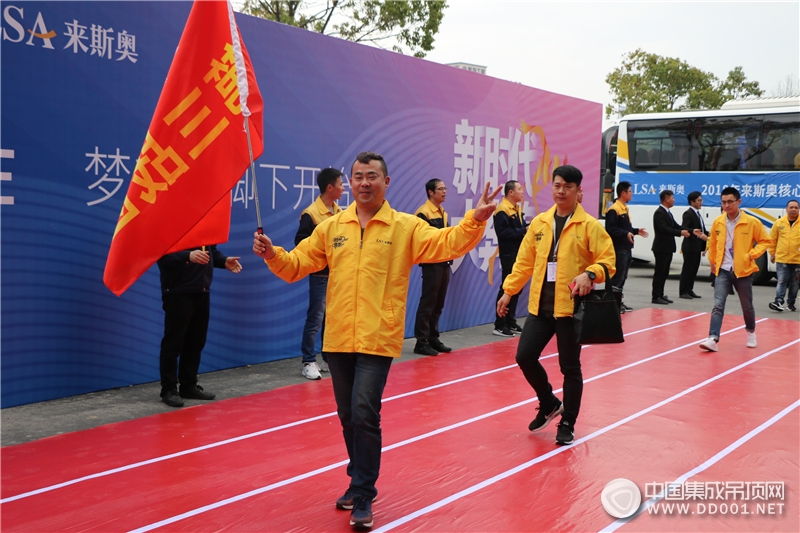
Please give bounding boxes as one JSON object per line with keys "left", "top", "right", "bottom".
{"left": 2, "top": 262, "right": 797, "bottom": 447}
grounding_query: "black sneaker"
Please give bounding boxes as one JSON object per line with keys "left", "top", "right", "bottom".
{"left": 789, "top": 304, "right": 797, "bottom": 312}
{"left": 555, "top": 420, "right": 574, "bottom": 445}
{"left": 429, "top": 339, "right": 452, "bottom": 353}
{"left": 336, "top": 489, "right": 377, "bottom": 510}
{"left": 769, "top": 301, "right": 784, "bottom": 312}
{"left": 179, "top": 385, "right": 216, "bottom": 400}
{"left": 528, "top": 397, "right": 564, "bottom": 432}
{"left": 508, "top": 322, "right": 523, "bottom": 333}
{"left": 621, "top": 303, "right": 633, "bottom": 313}
{"left": 161, "top": 390, "right": 184, "bottom": 408}
{"left": 349, "top": 496, "right": 374, "bottom": 529}
{"left": 413, "top": 342, "right": 438, "bottom": 356}
{"left": 492, "top": 327, "right": 514, "bottom": 337}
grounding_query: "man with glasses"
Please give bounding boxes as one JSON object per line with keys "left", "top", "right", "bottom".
{"left": 699, "top": 187, "right": 770, "bottom": 352}
{"left": 493, "top": 180, "right": 528, "bottom": 336}
{"left": 413, "top": 179, "right": 453, "bottom": 356}
{"left": 254, "top": 152, "right": 501, "bottom": 529}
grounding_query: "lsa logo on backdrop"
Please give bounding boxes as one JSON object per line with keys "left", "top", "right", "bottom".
{"left": 2, "top": 5, "right": 138, "bottom": 62}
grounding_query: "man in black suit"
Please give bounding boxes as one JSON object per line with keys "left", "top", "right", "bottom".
{"left": 679, "top": 191, "right": 709, "bottom": 299}
{"left": 651, "top": 190, "right": 690, "bottom": 304}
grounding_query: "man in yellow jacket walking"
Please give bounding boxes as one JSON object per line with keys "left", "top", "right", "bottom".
{"left": 497, "top": 165, "right": 616, "bottom": 446}
{"left": 767, "top": 199, "right": 800, "bottom": 312}
{"left": 253, "top": 151, "right": 501, "bottom": 530}
{"left": 698, "top": 187, "right": 771, "bottom": 352}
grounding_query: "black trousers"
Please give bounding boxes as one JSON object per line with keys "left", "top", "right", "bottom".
{"left": 515, "top": 313, "right": 583, "bottom": 425}
{"left": 652, "top": 252, "right": 673, "bottom": 299}
{"left": 495, "top": 255, "right": 521, "bottom": 329}
{"left": 414, "top": 263, "right": 450, "bottom": 342}
{"left": 160, "top": 292, "right": 210, "bottom": 395}
{"left": 679, "top": 251, "right": 702, "bottom": 295}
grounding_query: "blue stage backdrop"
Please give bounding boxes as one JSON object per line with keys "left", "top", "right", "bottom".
{"left": 1, "top": 1, "right": 601, "bottom": 407}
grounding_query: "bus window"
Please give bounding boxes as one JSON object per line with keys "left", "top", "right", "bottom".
{"left": 694, "top": 116, "right": 761, "bottom": 171}
{"left": 761, "top": 113, "right": 800, "bottom": 170}
{"left": 628, "top": 119, "right": 692, "bottom": 170}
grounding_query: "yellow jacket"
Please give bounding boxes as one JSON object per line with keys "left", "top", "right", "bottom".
{"left": 502, "top": 204, "right": 616, "bottom": 317}
{"left": 767, "top": 216, "right": 800, "bottom": 264}
{"left": 707, "top": 211, "right": 771, "bottom": 277}
{"left": 266, "top": 201, "right": 486, "bottom": 357}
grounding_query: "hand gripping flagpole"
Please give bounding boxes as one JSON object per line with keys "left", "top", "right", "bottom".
{"left": 227, "top": 0, "right": 263, "bottom": 234}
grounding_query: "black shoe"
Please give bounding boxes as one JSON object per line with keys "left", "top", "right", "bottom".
{"left": 620, "top": 303, "right": 633, "bottom": 312}
{"left": 769, "top": 301, "right": 784, "bottom": 312}
{"left": 429, "top": 339, "right": 452, "bottom": 353}
{"left": 179, "top": 385, "right": 216, "bottom": 400}
{"left": 336, "top": 489, "right": 377, "bottom": 510}
{"left": 789, "top": 304, "right": 797, "bottom": 312}
{"left": 651, "top": 297, "right": 669, "bottom": 305}
{"left": 349, "top": 496, "right": 374, "bottom": 529}
{"left": 492, "top": 327, "right": 515, "bottom": 337}
{"left": 555, "top": 420, "right": 574, "bottom": 445}
{"left": 161, "top": 390, "right": 184, "bottom": 408}
{"left": 689, "top": 291, "right": 702, "bottom": 298}
{"left": 679, "top": 293, "right": 693, "bottom": 300}
{"left": 508, "top": 322, "right": 523, "bottom": 333}
{"left": 528, "top": 397, "right": 564, "bottom": 432}
{"left": 413, "top": 342, "right": 438, "bottom": 356}
{"left": 663, "top": 296, "right": 674, "bottom": 303}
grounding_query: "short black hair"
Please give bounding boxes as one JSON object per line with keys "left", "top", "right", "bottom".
{"left": 616, "top": 181, "right": 631, "bottom": 197}
{"left": 659, "top": 189, "right": 674, "bottom": 203}
{"left": 721, "top": 187, "right": 740, "bottom": 200}
{"left": 352, "top": 151, "right": 388, "bottom": 176}
{"left": 687, "top": 191, "right": 702, "bottom": 203}
{"left": 425, "top": 178, "right": 442, "bottom": 198}
{"left": 505, "top": 180, "right": 520, "bottom": 196}
{"left": 317, "top": 168, "right": 343, "bottom": 194}
{"left": 552, "top": 165, "right": 582, "bottom": 185}
{"left": 786, "top": 199, "right": 799, "bottom": 208}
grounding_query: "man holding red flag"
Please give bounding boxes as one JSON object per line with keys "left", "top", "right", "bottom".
{"left": 103, "top": 0, "right": 263, "bottom": 296}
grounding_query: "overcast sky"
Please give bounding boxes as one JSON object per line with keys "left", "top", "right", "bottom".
{"left": 423, "top": 1, "right": 800, "bottom": 110}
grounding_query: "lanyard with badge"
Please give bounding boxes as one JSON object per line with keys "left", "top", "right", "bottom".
{"left": 547, "top": 213, "right": 572, "bottom": 282}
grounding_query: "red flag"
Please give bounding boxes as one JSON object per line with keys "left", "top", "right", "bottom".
{"left": 103, "top": 0, "right": 263, "bottom": 296}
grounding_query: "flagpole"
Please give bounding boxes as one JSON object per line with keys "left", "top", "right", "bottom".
{"left": 244, "top": 116, "right": 263, "bottom": 235}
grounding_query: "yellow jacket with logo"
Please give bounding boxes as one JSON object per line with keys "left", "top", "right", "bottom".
{"left": 767, "top": 216, "right": 800, "bottom": 264}
{"left": 707, "top": 211, "right": 770, "bottom": 276}
{"left": 502, "top": 204, "right": 616, "bottom": 317}
{"left": 266, "top": 201, "right": 486, "bottom": 357}
{"left": 295, "top": 196, "right": 342, "bottom": 275}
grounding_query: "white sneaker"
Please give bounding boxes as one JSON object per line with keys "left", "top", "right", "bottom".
{"left": 699, "top": 337, "right": 718, "bottom": 352}
{"left": 746, "top": 332, "right": 757, "bottom": 348}
{"left": 302, "top": 362, "right": 321, "bottom": 380}
{"left": 318, "top": 360, "right": 329, "bottom": 372}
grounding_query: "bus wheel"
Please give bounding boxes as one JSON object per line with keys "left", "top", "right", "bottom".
{"left": 753, "top": 254, "right": 773, "bottom": 285}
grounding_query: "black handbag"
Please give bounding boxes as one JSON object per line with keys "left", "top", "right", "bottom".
{"left": 573, "top": 263, "right": 625, "bottom": 345}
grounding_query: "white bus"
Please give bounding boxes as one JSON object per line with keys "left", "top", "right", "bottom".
{"left": 600, "top": 97, "right": 800, "bottom": 284}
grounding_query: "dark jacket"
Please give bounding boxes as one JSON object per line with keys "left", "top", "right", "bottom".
{"left": 605, "top": 200, "right": 640, "bottom": 250}
{"left": 493, "top": 197, "right": 527, "bottom": 258}
{"left": 157, "top": 246, "right": 227, "bottom": 294}
{"left": 415, "top": 199, "right": 451, "bottom": 265}
{"left": 651, "top": 205, "right": 686, "bottom": 253}
{"left": 680, "top": 207, "right": 709, "bottom": 254}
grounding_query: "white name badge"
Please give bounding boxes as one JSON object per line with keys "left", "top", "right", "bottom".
{"left": 547, "top": 261, "right": 557, "bottom": 282}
